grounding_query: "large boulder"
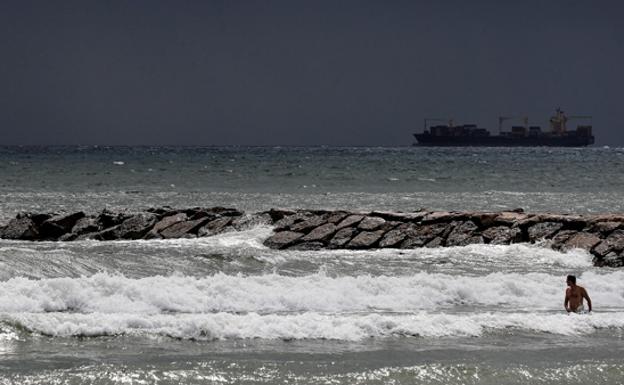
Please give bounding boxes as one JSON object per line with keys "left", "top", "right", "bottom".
{"left": 144, "top": 213, "right": 188, "bottom": 239}
{"left": 159, "top": 217, "right": 212, "bottom": 239}
{"left": 0, "top": 217, "right": 39, "bottom": 240}
{"left": 96, "top": 210, "right": 130, "bottom": 229}
{"left": 198, "top": 217, "right": 233, "bottom": 237}
{"left": 329, "top": 227, "right": 357, "bottom": 248}
{"left": 446, "top": 221, "right": 479, "bottom": 247}
{"left": 401, "top": 223, "right": 450, "bottom": 248}
{"left": 336, "top": 215, "right": 364, "bottom": 230}
{"left": 379, "top": 224, "right": 410, "bottom": 248}
{"left": 290, "top": 215, "right": 327, "bottom": 233}
{"left": 494, "top": 212, "right": 529, "bottom": 226}
{"left": 39, "top": 211, "right": 86, "bottom": 239}
{"left": 264, "top": 231, "right": 304, "bottom": 249}
{"left": 550, "top": 230, "right": 578, "bottom": 250}
{"left": 302, "top": 223, "right": 337, "bottom": 242}
{"left": 358, "top": 216, "right": 386, "bottom": 231}
{"left": 528, "top": 222, "right": 563, "bottom": 242}
{"left": 347, "top": 230, "right": 385, "bottom": 249}
{"left": 482, "top": 226, "right": 522, "bottom": 245}
{"left": 113, "top": 213, "right": 158, "bottom": 239}
{"left": 370, "top": 211, "right": 427, "bottom": 222}
{"left": 563, "top": 232, "right": 601, "bottom": 251}
{"left": 591, "top": 229, "right": 624, "bottom": 257}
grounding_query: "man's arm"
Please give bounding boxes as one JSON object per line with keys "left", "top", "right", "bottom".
{"left": 582, "top": 288, "right": 592, "bottom": 312}
{"left": 564, "top": 288, "right": 570, "bottom": 312}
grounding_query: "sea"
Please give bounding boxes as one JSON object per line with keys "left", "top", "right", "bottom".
{"left": 0, "top": 146, "right": 623, "bottom": 384}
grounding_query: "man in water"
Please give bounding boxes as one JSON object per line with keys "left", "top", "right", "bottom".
{"left": 564, "top": 275, "right": 592, "bottom": 313}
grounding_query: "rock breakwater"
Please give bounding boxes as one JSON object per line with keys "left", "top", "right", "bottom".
{"left": 1, "top": 207, "right": 624, "bottom": 267}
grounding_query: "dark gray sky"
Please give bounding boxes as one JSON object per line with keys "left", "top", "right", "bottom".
{"left": 1, "top": 1, "right": 622, "bottom": 145}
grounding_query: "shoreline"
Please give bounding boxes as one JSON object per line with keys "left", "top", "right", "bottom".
{"left": 1, "top": 207, "right": 623, "bottom": 267}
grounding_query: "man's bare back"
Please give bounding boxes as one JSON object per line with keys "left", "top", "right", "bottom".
{"left": 564, "top": 275, "right": 592, "bottom": 313}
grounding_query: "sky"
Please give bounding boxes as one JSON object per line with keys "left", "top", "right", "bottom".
{"left": 0, "top": 0, "right": 622, "bottom": 146}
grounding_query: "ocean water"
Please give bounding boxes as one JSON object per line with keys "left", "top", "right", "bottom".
{"left": 1, "top": 146, "right": 623, "bottom": 384}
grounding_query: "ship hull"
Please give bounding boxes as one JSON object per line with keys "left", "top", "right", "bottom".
{"left": 413, "top": 133, "right": 594, "bottom": 147}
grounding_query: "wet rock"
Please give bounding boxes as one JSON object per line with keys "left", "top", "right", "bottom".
{"left": 144, "top": 213, "right": 189, "bottom": 239}
{"left": 470, "top": 212, "right": 499, "bottom": 228}
{"left": 563, "top": 232, "right": 601, "bottom": 251}
{"left": 446, "top": 221, "right": 479, "bottom": 247}
{"left": 274, "top": 212, "right": 313, "bottom": 231}
{"left": 347, "top": 230, "right": 385, "bottom": 249}
{"left": 482, "top": 226, "right": 522, "bottom": 245}
{"left": 265, "top": 208, "right": 297, "bottom": 223}
{"left": 0, "top": 217, "right": 39, "bottom": 240}
{"left": 302, "top": 223, "right": 337, "bottom": 242}
{"left": 601, "top": 252, "right": 624, "bottom": 268}
{"left": 586, "top": 221, "right": 622, "bottom": 235}
{"left": 336, "top": 215, "right": 364, "bottom": 230}
{"left": 329, "top": 227, "right": 357, "bottom": 248}
{"left": 231, "top": 213, "right": 272, "bottom": 230}
{"left": 495, "top": 212, "right": 529, "bottom": 225}
{"left": 422, "top": 211, "right": 466, "bottom": 224}
{"left": 159, "top": 217, "right": 212, "bottom": 239}
{"left": 550, "top": 230, "right": 578, "bottom": 250}
{"left": 92, "top": 225, "right": 120, "bottom": 241}
{"left": 290, "top": 241, "right": 325, "bottom": 250}
{"left": 425, "top": 237, "right": 444, "bottom": 248}
{"left": 379, "top": 224, "right": 409, "bottom": 248}
{"left": 358, "top": 216, "right": 386, "bottom": 231}
{"left": 290, "top": 215, "right": 327, "bottom": 233}
{"left": 71, "top": 217, "right": 100, "bottom": 236}
{"left": 326, "top": 212, "right": 349, "bottom": 224}
{"left": 593, "top": 229, "right": 624, "bottom": 255}
{"left": 264, "top": 231, "right": 304, "bottom": 249}
{"left": 370, "top": 211, "right": 427, "bottom": 222}
{"left": 96, "top": 210, "right": 130, "bottom": 229}
{"left": 112, "top": 213, "right": 158, "bottom": 239}
{"left": 528, "top": 222, "right": 563, "bottom": 242}
{"left": 39, "top": 211, "right": 86, "bottom": 239}
{"left": 198, "top": 217, "right": 233, "bottom": 237}
{"left": 401, "top": 223, "right": 450, "bottom": 248}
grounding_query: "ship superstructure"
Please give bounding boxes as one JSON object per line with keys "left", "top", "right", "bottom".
{"left": 414, "top": 108, "right": 594, "bottom": 147}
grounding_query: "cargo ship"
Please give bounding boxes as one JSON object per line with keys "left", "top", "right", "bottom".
{"left": 413, "top": 108, "right": 594, "bottom": 147}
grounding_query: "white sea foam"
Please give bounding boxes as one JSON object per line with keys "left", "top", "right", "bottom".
{"left": 0, "top": 271, "right": 621, "bottom": 315}
{"left": 5, "top": 311, "right": 624, "bottom": 340}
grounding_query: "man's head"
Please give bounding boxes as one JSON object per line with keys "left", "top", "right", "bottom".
{"left": 567, "top": 275, "right": 576, "bottom": 286}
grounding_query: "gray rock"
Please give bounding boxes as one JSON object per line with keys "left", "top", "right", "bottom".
{"left": 145, "top": 213, "right": 189, "bottom": 239}
{"left": 370, "top": 211, "right": 427, "bottom": 222}
{"left": 329, "top": 227, "right": 357, "bottom": 248}
{"left": 482, "top": 226, "right": 522, "bottom": 245}
{"left": 265, "top": 208, "right": 297, "bottom": 222}
{"left": 494, "top": 212, "right": 529, "bottom": 226}
{"left": 302, "top": 223, "right": 337, "bottom": 242}
{"left": 595, "top": 229, "right": 624, "bottom": 254}
{"left": 264, "top": 231, "right": 304, "bottom": 249}
{"left": 274, "top": 212, "right": 312, "bottom": 230}
{"left": 379, "top": 226, "right": 409, "bottom": 248}
{"left": 290, "top": 215, "right": 327, "bottom": 233}
{"left": 586, "top": 221, "right": 622, "bottom": 235}
{"left": 401, "top": 223, "right": 450, "bottom": 248}
{"left": 446, "top": 221, "right": 479, "bottom": 247}
{"left": 113, "top": 213, "right": 158, "bottom": 240}
{"left": 326, "top": 212, "right": 349, "bottom": 224}
{"left": 550, "top": 230, "right": 578, "bottom": 250}
{"left": 347, "top": 230, "right": 385, "bottom": 248}
{"left": 425, "top": 237, "right": 444, "bottom": 248}
{"left": 0, "top": 217, "right": 39, "bottom": 240}
{"left": 470, "top": 212, "right": 499, "bottom": 228}
{"left": 290, "top": 241, "right": 325, "bottom": 250}
{"left": 602, "top": 252, "right": 624, "bottom": 267}
{"left": 231, "top": 213, "right": 271, "bottom": 230}
{"left": 96, "top": 210, "right": 131, "bottom": 229}
{"left": 422, "top": 211, "right": 467, "bottom": 224}
{"left": 71, "top": 217, "right": 100, "bottom": 236}
{"left": 528, "top": 222, "right": 563, "bottom": 242}
{"left": 198, "top": 217, "right": 233, "bottom": 237}
{"left": 563, "top": 232, "right": 601, "bottom": 251}
{"left": 159, "top": 217, "right": 212, "bottom": 239}
{"left": 358, "top": 216, "right": 386, "bottom": 231}
{"left": 336, "top": 215, "right": 364, "bottom": 230}
{"left": 39, "top": 211, "right": 86, "bottom": 239}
